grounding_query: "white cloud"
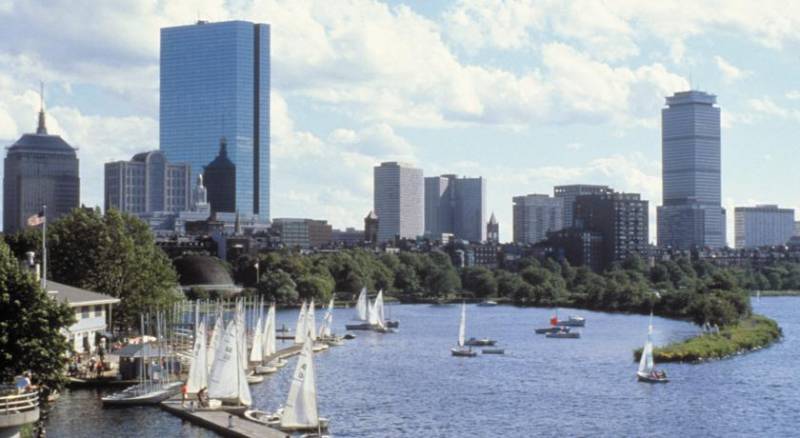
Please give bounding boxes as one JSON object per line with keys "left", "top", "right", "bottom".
{"left": 785, "top": 90, "right": 800, "bottom": 100}
{"left": 443, "top": 0, "right": 542, "bottom": 52}
{"left": 748, "top": 97, "right": 800, "bottom": 121}
{"left": 714, "top": 56, "right": 750, "bottom": 83}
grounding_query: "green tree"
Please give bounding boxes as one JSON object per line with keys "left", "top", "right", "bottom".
{"left": 42, "top": 208, "right": 179, "bottom": 329}
{"left": 0, "top": 240, "right": 74, "bottom": 397}
{"left": 257, "top": 269, "right": 298, "bottom": 304}
{"left": 461, "top": 266, "right": 498, "bottom": 298}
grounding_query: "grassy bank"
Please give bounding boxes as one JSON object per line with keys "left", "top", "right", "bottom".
{"left": 634, "top": 315, "right": 782, "bottom": 363}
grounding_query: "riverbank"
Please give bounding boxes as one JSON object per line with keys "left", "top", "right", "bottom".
{"left": 751, "top": 290, "right": 800, "bottom": 297}
{"left": 634, "top": 315, "right": 782, "bottom": 363}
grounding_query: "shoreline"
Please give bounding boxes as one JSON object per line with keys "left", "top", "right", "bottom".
{"left": 633, "top": 315, "right": 782, "bottom": 363}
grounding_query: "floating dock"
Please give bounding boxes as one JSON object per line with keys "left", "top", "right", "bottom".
{"left": 161, "top": 401, "right": 288, "bottom": 438}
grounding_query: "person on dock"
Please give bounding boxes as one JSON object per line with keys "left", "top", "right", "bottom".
{"left": 181, "top": 383, "right": 188, "bottom": 407}
{"left": 197, "top": 387, "right": 208, "bottom": 408}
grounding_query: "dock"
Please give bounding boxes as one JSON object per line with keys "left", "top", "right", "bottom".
{"left": 161, "top": 401, "right": 288, "bottom": 438}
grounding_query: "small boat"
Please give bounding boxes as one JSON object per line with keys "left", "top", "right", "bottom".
{"left": 246, "top": 373, "right": 264, "bottom": 385}
{"left": 245, "top": 408, "right": 330, "bottom": 431}
{"left": 102, "top": 381, "right": 182, "bottom": 406}
{"left": 546, "top": 329, "right": 580, "bottom": 339}
{"left": 464, "top": 337, "right": 497, "bottom": 346}
{"left": 343, "top": 333, "right": 356, "bottom": 340}
{"left": 451, "top": 303, "right": 478, "bottom": 357}
{"left": 477, "top": 300, "right": 498, "bottom": 307}
{"left": 344, "top": 322, "right": 374, "bottom": 330}
{"left": 534, "top": 326, "right": 570, "bottom": 334}
{"left": 637, "top": 312, "right": 669, "bottom": 384}
{"left": 557, "top": 315, "right": 586, "bottom": 327}
{"left": 254, "top": 365, "right": 277, "bottom": 375}
{"left": 269, "top": 357, "right": 288, "bottom": 368}
{"left": 385, "top": 320, "right": 400, "bottom": 328}
{"left": 482, "top": 348, "right": 505, "bottom": 355}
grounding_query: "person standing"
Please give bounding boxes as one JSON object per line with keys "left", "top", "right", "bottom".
{"left": 181, "top": 383, "right": 188, "bottom": 407}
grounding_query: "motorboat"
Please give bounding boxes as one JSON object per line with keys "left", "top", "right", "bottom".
{"left": 451, "top": 303, "right": 478, "bottom": 358}
{"left": 343, "top": 333, "right": 356, "bottom": 340}
{"left": 545, "top": 329, "right": 580, "bottom": 339}
{"left": 481, "top": 348, "right": 505, "bottom": 355}
{"left": 535, "top": 326, "right": 570, "bottom": 334}
{"left": 557, "top": 315, "right": 586, "bottom": 327}
{"left": 101, "top": 381, "right": 182, "bottom": 406}
{"left": 385, "top": 320, "right": 400, "bottom": 328}
{"left": 464, "top": 337, "right": 497, "bottom": 346}
{"left": 344, "top": 322, "right": 374, "bottom": 330}
{"left": 477, "top": 300, "right": 498, "bottom": 307}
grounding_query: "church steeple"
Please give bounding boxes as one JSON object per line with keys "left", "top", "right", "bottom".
{"left": 36, "top": 82, "right": 47, "bottom": 135}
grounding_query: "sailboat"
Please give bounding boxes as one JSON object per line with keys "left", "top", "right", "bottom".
{"left": 637, "top": 312, "right": 668, "bottom": 383}
{"left": 319, "top": 298, "right": 345, "bottom": 346}
{"left": 244, "top": 338, "right": 330, "bottom": 432}
{"left": 451, "top": 303, "right": 477, "bottom": 357}
{"left": 345, "top": 288, "right": 373, "bottom": 330}
{"left": 370, "top": 290, "right": 393, "bottom": 333}
{"left": 185, "top": 319, "right": 208, "bottom": 394}
{"left": 295, "top": 301, "right": 308, "bottom": 343}
{"left": 208, "top": 317, "right": 253, "bottom": 408}
{"left": 257, "top": 302, "right": 284, "bottom": 372}
{"left": 307, "top": 299, "right": 328, "bottom": 352}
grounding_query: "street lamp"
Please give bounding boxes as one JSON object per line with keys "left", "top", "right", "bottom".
{"left": 254, "top": 262, "right": 260, "bottom": 286}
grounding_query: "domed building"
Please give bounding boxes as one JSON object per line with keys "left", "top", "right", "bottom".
{"left": 3, "top": 102, "right": 79, "bottom": 234}
{"left": 172, "top": 254, "right": 241, "bottom": 294}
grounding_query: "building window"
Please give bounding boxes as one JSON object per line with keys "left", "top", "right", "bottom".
{"left": 82, "top": 306, "right": 89, "bottom": 319}
{"left": 95, "top": 305, "right": 102, "bottom": 316}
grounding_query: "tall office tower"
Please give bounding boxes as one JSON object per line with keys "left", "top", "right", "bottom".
{"left": 160, "top": 20, "right": 270, "bottom": 219}
{"left": 574, "top": 192, "right": 649, "bottom": 270}
{"left": 364, "top": 210, "right": 379, "bottom": 243}
{"left": 512, "top": 194, "right": 564, "bottom": 244}
{"left": 796, "top": 221, "right": 800, "bottom": 237}
{"left": 486, "top": 212, "right": 499, "bottom": 244}
{"left": 657, "top": 90, "right": 726, "bottom": 249}
{"left": 734, "top": 205, "right": 795, "bottom": 248}
{"left": 424, "top": 175, "right": 486, "bottom": 242}
{"left": 104, "top": 151, "right": 191, "bottom": 215}
{"left": 4, "top": 106, "right": 79, "bottom": 234}
{"left": 554, "top": 184, "right": 613, "bottom": 228}
{"left": 373, "top": 162, "right": 424, "bottom": 242}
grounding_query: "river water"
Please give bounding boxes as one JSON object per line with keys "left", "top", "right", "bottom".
{"left": 45, "top": 297, "right": 799, "bottom": 437}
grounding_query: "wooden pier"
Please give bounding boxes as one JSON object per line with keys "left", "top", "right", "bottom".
{"left": 161, "top": 401, "right": 288, "bottom": 438}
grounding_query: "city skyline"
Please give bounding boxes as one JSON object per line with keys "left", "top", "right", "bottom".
{"left": 1, "top": 2, "right": 799, "bottom": 242}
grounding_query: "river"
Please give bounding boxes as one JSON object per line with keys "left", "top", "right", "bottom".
{"left": 45, "top": 297, "right": 799, "bottom": 437}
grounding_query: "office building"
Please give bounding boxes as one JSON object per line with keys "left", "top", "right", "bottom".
{"left": 203, "top": 138, "right": 237, "bottom": 214}
{"left": 271, "top": 218, "right": 332, "bottom": 249}
{"left": 657, "top": 90, "right": 726, "bottom": 249}
{"left": 374, "top": 162, "right": 424, "bottom": 242}
{"left": 160, "top": 20, "right": 270, "bottom": 219}
{"left": 554, "top": 184, "right": 613, "bottom": 228}
{"left": 574, "top": 191, "right": 649, "bottom": 270}
{"left": 3, "top": 106, "right": 79, "bottom": 234}
{"left": 425, "top": 175, "right": 486, "bottom": 242}
{"left": 104, "top": 151, "right": 191, "bottom": 215}
{"left": 512, "top": 194, "right": 563, "bottom": 244}
{"left": 364, "top": 210, "right": 379, "bottom": 243}
{"left": 734, "top": 205, "right": 795, "bottom": 248}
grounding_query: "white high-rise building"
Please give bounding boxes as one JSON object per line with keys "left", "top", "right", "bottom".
{"left": 512, "top": 194, "right": 564, "bottom": 244}
{"left": 734, "top": 205, "right": 795, "bottom": 248}
{"left": 373, "top": 162, "right": 424, "bottom": 242}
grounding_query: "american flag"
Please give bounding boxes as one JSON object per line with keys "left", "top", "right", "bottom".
{"left": 27, "top": 211, "right": 45, "bottom": 227}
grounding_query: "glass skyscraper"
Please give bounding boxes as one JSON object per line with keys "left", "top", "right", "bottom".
{"left": 424, "top": 175, "right": 486, "bottom": 242}
{"left": 160, "top": 20, "right": 270, "bottom": 219}
{"left": 657, "top": 90, "right": 725, "bottom": 249}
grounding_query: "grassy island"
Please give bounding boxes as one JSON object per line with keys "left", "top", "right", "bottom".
{"left": 635, "top": 315, "right": 782, "bottom": 363}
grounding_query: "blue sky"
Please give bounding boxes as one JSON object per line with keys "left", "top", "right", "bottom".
{"left": 1, "top": 0, "right": 798, "bottom": 243}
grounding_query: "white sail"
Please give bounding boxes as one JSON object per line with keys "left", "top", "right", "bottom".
{"left": 356, "top": 287, "right": 368, "bottom": 321}
{"left": 294, "top": 301, "right": 308, "bottom": 344}
{"left": 206, "top": 311, "right": 223, "bottom": 374}
{"left": 208, "top": 320, "right": 252, "bottom": 406}
{"left": 280, "top": 338, "right": 319, "bottom": 429}
{"left": 237, "top": 301, "right": 247, "bottom": 371}
{"left": 319, "top": 298, "right": 334, "bottom": 338}
{"left": 307, "top": 299, "right": 317, "bottom": 341}
{"left": 186, "top": 320, "right": 207, "bottom": 393}
{"left": 458, "top": 303, "right": 467, "bottom": 347}
{"left": 638, "top": 321, "right": 655, "bottom": 374}
{"left": 367, "top": 296, "right": 378, "bottom": 326}
{"left": 374, "top": 290, "right": 386, "bottom": 328}
{"left": 249, "top": 314, "right": 263, "bottom": 363}
{"left": 263, "top": 303, "right": 277, "bottom": 357}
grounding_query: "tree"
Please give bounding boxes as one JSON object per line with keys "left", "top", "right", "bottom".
{"left": 461, "top": 266, "right": 498, "bottom": 298}
{"left": 257, "top": 269, "right": 298, "bottom": 304}
{"left": 0, "top": 240, "right": 74, "bottom": 397}
{"left": 41, "top": 208, "right": 180, "bottom": 329}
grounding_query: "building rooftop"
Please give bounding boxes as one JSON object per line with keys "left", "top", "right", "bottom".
{"left": 46, "top": 281, "right": 120, "bottom": 307}
{"left": 666, "top": 90, "right": 717, "bottom": 106}
{"left": 173, "top": 255, "right": 236, "bottom": 287}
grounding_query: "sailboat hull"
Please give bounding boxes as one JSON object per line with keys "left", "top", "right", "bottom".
{"left": 345, "top": 322, "right": 373, "bottom": 330}
{"left": 101, "top": 382, "right": 182, "bottom": 406}
{"left": 451, "top": 348, "right": 478, "bottom": 357}
{"left": 637, "top": 372, "right": 669, "bottom": 383}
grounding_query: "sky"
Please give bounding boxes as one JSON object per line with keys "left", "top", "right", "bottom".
{"left": 0, "top": 0, "right": 799, "bottom": 243}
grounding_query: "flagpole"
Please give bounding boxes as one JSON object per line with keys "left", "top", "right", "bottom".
{"left": 42, "top": 204, "right": 47, "bottom": 290}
